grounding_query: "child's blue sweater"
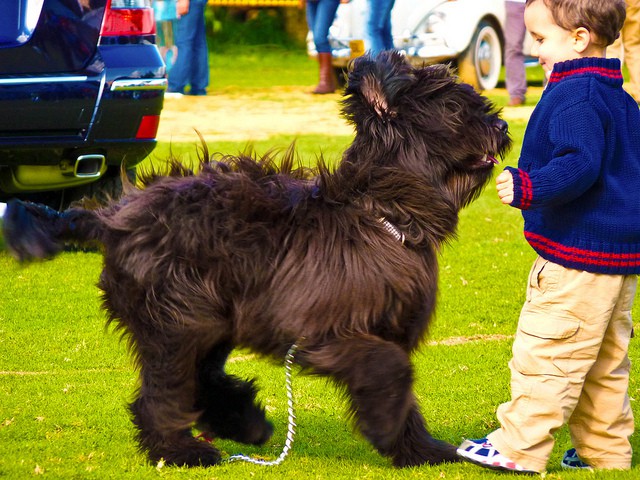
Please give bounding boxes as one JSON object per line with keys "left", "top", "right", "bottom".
{"left": 506, "top": 57, "right": 640, "bottom": 274}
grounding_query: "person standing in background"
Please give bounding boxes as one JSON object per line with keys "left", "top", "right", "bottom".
{"left": 366, "top": 0, "right": 395, "bottom": 56}
{"left": 609, "top": 0, "right": 640, "bottom": 102}
{"left": 153, "top": 0, "right": 178, "bottom": 71}
{"left": 305, "top": 0, "right": 348, "bottom": 94}
{"left": 504, "top": 0, "right": 527, "bottom": 105}
{"left": 167, "top": 0, "right": 209, "bottom": 96}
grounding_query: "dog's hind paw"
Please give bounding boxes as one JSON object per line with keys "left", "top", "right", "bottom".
{"left": 392, "top": 438, "right": 461, "bottom": 468}
{"left": 152, "top": 441, "right": 223, "bottom": 467}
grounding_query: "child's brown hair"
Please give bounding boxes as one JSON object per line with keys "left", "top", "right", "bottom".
{"left": 525, "top": 0, "right": 626, "bottom": 47}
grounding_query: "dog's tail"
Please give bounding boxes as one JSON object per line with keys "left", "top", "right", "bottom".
{"left": 3, "top": 200, "right": 104, "bottom": 261}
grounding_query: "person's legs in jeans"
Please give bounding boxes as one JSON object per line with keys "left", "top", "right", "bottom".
{"left": 367, "top": 0, "right": 395, "bottom": 55}
{"left": 305, "top": 0, "right": 318, "bottom": 47}
{"left": 307, "top": 0, "right": 340, "bottom": 54}
{"left": 187, "top": 0, "right": 209, "bottom": 95}
{"left": 168, "top": 3, "right": 202, "bottom": 93}
{"left": 306, "top": 0, "right": 340, "bottom": 93}
{"left": 504, "top": 1, "right": 527, "bottom": 104}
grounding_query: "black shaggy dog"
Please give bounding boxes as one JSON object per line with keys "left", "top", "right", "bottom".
{"left": 3, "top": 52, "right": 510, "bottom": 468}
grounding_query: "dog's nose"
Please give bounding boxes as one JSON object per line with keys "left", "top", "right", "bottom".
{"left": 495, "top": 119, "right": 509, "bottom": 134}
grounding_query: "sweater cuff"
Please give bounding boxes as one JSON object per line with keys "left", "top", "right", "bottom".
{"left": 505, "top": 166, "right": 532, "bottom": 210}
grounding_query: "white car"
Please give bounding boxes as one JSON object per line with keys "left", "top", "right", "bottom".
{"left": 309, "top": 0, "right": 515, "bottom": 91}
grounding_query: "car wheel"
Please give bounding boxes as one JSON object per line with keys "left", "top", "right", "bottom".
{"left": 457, "top": 20, "right": 502, "bottom": 91}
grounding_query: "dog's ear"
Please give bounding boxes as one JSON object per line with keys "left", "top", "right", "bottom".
{"left": 343, "top": 51, "right": 412, "bottom": 120}
{"left": 361, "top": 75, "right": 393, "bottom": 118}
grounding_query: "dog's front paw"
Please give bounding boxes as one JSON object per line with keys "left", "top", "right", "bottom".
{"left": 246, "top": 418, "right": 274, "bottom": 445}
{"left": 219, "top": 417, "right": 274, "bottom": 446}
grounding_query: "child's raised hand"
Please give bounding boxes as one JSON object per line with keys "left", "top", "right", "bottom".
{"left": 496, "top": 170, "right": 514, "bottom": 205}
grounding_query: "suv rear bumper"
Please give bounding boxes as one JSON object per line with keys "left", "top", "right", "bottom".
{"left": 0, "top": 139, "right": 157, "bottom": 194}
{"left": 0, "top": 43, "right": 166, "bottom": 195}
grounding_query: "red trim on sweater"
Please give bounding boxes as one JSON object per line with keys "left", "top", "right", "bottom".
{"left": 525, "top": 231, "right": 640, "bottom": 268}
{"left": 519, "top": 170, "right": 533, "bottom": 209}
{"left": 549, "top": 66, "right": 623, "bottom": 83}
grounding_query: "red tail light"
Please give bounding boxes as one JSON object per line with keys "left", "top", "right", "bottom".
{"left": 101, "top": 0, "right": 156, "bottom": 36}
{"left": 136, "top": 115, "right": 161, "bottom": 140}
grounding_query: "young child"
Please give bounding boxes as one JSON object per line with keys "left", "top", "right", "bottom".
{"left": 457, "top": 0, "right": 640, "bottom": 474}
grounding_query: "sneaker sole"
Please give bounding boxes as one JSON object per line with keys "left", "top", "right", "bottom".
{"left": 457, "top": 448, "right": 538, "bottom": 475}
{"left": 561, "top": 460, "right": 592, "bottom": 470}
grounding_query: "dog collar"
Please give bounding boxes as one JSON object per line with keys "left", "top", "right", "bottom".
{"left": 379, "top": 217, "right": 405, "bottom": 245}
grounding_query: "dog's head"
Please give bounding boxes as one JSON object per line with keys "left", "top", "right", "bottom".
{"left": 342, "top": 51, "right": 511, "bottom": 209}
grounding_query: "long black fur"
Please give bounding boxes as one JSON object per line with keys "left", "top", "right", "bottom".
{"left": 3, "top": 52, "right": 511, "bottom": 468}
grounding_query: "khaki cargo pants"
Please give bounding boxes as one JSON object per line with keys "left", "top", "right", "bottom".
{"left": 488, "top": 256, "right": 637, "bottom": 472}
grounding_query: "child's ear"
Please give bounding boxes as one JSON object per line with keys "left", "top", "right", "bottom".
{"left": 572, "top": 27, "right": 591, "bottom": 53}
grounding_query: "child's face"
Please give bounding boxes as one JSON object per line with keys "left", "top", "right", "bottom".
{"left": 524, "top": 0, "right": 582, "bottom": 79}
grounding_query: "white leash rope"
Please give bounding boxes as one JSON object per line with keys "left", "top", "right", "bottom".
{"left": 226, "top": 342, "right": 299, "bottom": 466}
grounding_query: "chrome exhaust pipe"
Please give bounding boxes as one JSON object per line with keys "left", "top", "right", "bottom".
{"left": 74, "top": 154, "right": 105, "bottom": 178}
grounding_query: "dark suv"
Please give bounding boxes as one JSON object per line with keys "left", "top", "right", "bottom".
{"left": 0, "top": 0, "right": 166, "bottom": 209}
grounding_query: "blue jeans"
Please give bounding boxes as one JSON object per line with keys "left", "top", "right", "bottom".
{"left": 167, "top": 0, "right": 209, "bottom": 94}
{"left": 306, "top": 0, "right": 340, "bottom": 53}
{"left": 366, "top": 0, "right": 395, "bottom": 55}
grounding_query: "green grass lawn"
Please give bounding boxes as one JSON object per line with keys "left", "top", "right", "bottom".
{"left": 1, "top": 48, "right": 640, "bottom": 479}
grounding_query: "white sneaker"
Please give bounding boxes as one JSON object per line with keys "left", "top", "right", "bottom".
{"left": 457, "top": 438, "right": 537, "bottom": 474}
